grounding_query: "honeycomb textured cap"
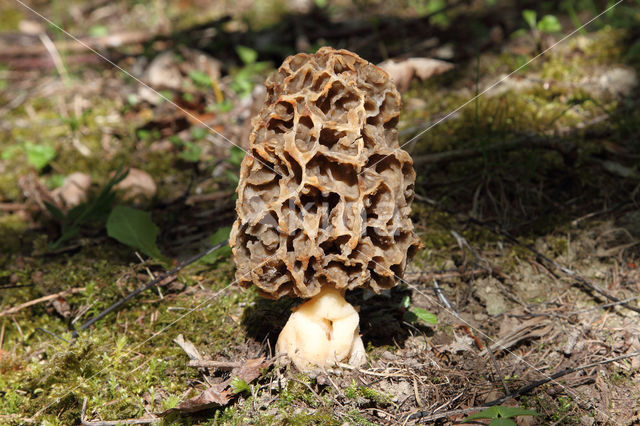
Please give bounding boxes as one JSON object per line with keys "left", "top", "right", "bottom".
{"left": 230, "top": 47, "right": 421, "bottom": 299}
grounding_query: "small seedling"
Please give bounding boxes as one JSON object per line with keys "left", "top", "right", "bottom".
{"left": 522, "top": 10, "right": 562, "bottom": 34}
{"left": 462, "top": 405, "right": 538, "bottom": 426}
{"left": 231, "top": 46, "right": 270, "bottom": 98}
{"left": 401, "top": 295, "right": 438, "bottom": 325}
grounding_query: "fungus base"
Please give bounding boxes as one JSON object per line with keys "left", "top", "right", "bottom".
{"left": 275, "top": 287, "right": 366, "bottom": 371}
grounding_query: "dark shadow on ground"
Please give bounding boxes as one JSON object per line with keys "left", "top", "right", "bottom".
{"left": 241, "top": 285, "right": 434, "bottom": 351}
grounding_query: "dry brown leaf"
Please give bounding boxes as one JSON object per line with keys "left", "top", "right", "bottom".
{"left": 439, "top": 332, "right": 475, "bottom": 354}
{"left": 162, "top": 383, "right": 232, "bottom": 415}
{"left": 114, "top": 168, "right": 157, "bottom": 202}
{"left": 377, "top": 57, "right": 453, "bottom": 92}
{"left": 51, "top": 296, "right": 71, "bottom": 318}
{"left": 52, "top": 172, "right": 91, "bottom": 210}
{"left": 138, "top": 48, "right": 222, "bottom": 104}
{"left": 159, "top": 356, "right": 272, "bottom": 416}
{"left": 173, "top": 334, "right": 203, "bottom": 361}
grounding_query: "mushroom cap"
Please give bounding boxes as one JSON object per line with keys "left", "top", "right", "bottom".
{"left": 230, "top": 47, "right": 421, "bottom": 299}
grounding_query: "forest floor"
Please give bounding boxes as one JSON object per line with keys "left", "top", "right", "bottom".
{"left": 1, "top": 0, "right": 639, "bottom": 424}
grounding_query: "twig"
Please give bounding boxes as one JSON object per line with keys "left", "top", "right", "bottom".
{"left": 36, "top": 327, "right": 70, "bottom": 343}
{"left": 81, "top": 398, "right": 157, "bottom": 425}
{"left": 0, "top": 284, "right": 34, "bottom": 290}
{"left": 187, "top": 360, "right": 242, "bottom": 369}
{"left": 433, "top": 279, "right": 455, "bottom": 312}
{"left": 568, "top": 295, "right": 640, "bottom": 315}
{"left": 38, "top": 32, "right": 68, "bottom": 81}
{"left": 485, "top": 338, "right": 509, "bottom": 396}
{"left": 0, "top": 287, "right": 85, "bottom": 317}
{"left": 72, "top": 240, "right": 228, "bottom": 338}
{"left": 0, "top": 202, "right": 28, "bottom": 211}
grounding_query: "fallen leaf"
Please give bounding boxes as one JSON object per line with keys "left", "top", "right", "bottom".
{"left": 52, "top": 172, "right": 91, "bottom": 210}
{"left": 113, "top": 168, "right": 157, "bottom": 202}
{"left": 378, "top": 57, "right": 453, "bottom": 92}
{"left": 439, "top": 331, "right": 475, "bottom": 354}
{"left": 173, "top": 334, "right": 203, "bottom": 361}
{"left": 159, "top": 356, "right": 272, "bottom": 416}
{"left": 230, "top": 357, "right": 271, "bottom": 385}
{"left": 162, "top": 383, "right": 232, "bottom": 415}
{"left": 51, "top": 296, "right": 71, "bottom": 318}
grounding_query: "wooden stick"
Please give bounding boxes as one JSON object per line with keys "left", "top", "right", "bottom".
{"left": 187, "top": 360, "right": 242, "bottom": 369}
{"left": 0, "top": 287, "right": 85, "bottom": 317}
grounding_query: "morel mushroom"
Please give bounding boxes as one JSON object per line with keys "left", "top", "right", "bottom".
{"left": 230, "top": 47, "right": 421, "bottom": 371}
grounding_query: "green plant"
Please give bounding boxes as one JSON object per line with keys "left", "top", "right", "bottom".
{"left": 106, "top": 205, "right": 165, "bottom": 261}
{"left": 462, "top": 405, "right": 538, "bottom": 425}
{"left": 230, "top": 377, "right": 250, "bottom": 394}
{"left": 400, "top": 295, "right": 438, "bottom": 325}
{"left": 25, "top": 142, "right": 56, "bottom": 170}
{"left": 522, "top": 10, "right": 562, "bottom": 34}
{"left": 231, "top": 46, "right": 270, "bottom": 98}
{"left": 46, "top": 165, "right": 129, "bottom": 250}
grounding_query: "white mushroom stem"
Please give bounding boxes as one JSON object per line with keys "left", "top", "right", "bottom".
{"left": 275, "top": 286, "right": 366, "bottom": 371}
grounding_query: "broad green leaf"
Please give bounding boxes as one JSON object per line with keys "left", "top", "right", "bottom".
{"left": 202, "top": 226, "right": 232, "bottom": 264}
{"left": 106, "top": 205, "right": 163, "bottom": 260}
{"left": 236, "top": 45, "right": 257, "bottom": 65}
{"left": 463, "top": 405, "right": 538, "bottom": 422}
{"left": 522, "top": 10, "right": 537, "bottom": 29}
{"left": 537, "top": 15, "right": 562, "bottom": 33}
{"left": 188, "top": 70, "right": 212, "bottom": 88}
{"left": 412, "top": 307, "right": 437, "bottom": 324}
{"left": 463, "top": 406, "right": 501, "bottom": 421}
{"left": 25, "top": 143, "right": 56, "bottom": 170}
{"left": 494, "top": 406, "right": 538, "bottom": 419}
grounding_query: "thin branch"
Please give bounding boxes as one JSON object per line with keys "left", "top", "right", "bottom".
{"left": 187, "top": 360, "right": 242, "bottom": 369}
{"left": 0, "top": 287, "right": 85, "bottom": 317}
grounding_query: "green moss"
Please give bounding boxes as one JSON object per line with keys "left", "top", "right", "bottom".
{"left": 0, "top": 7, "right": 22, "bottom": 32}
{"left": 344, "top": 380, "right": 392, "bottom": 405}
